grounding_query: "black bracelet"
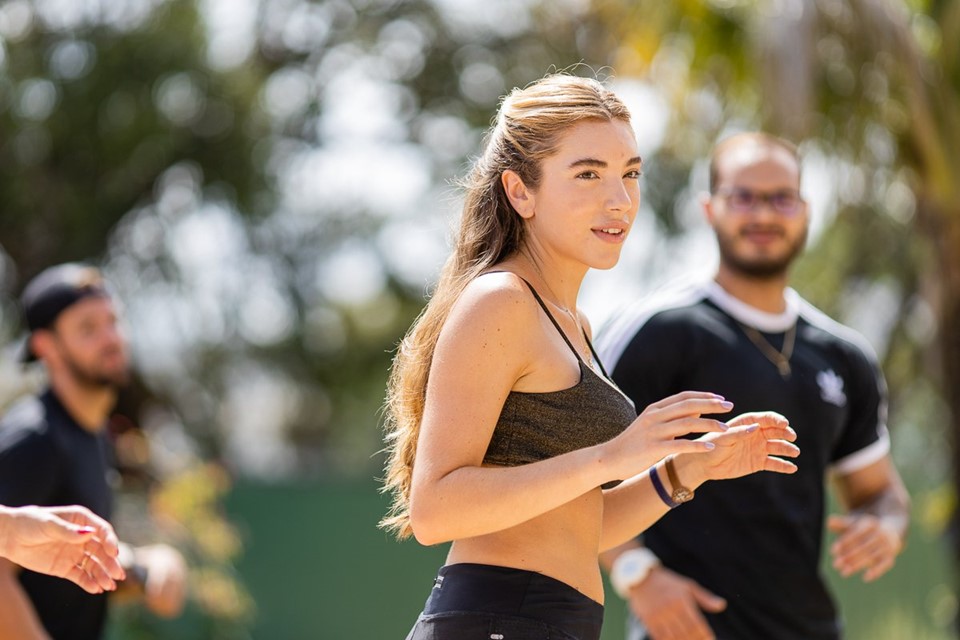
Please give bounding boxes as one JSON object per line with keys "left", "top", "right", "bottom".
{"left": 650, "top": 464, "right": 679, "bottom": 509}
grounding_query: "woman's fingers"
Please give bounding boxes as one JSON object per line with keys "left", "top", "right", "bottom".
{"left": 85, "top": 553, "right": 119, "bottom": 592}
{"left": 70, "top": 552, "right": 116, "bottom": 594}
{"left": 84, "top": 537, "right": 125, "bottom": 582}
{"left": 764, "top": 457, "right": 798, "bottom": 474}
{"left": 646, "top": 391, "right": 728, "bottom": 412}
{"left": 729, "top": 412, "right": 796, "bottom": 439}
{"left": 69, "top": 561, "right": 102, "bottom": 594}
{"left": 711, "top": 422, "right": 798, "bottom": 452}
{"left": 650, "top": 418, "right": 730, "bottom": 440}
{"left": 706, "top": 423, "right": 758, "bottom": 443}
{"left": 54, "top": 506, "right": 121, "bottom": 554}
{"left": 766, "top": 440, "right": 801, "bottom": 458}
{"left": 644, "top": 399, "right": 735, "bottom": 427}
{"left": 667, "top": 439, "right": 718, "bottom": 454}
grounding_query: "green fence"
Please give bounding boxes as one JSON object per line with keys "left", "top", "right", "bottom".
{"left": 213, "top": 478, "right": 957, "bottom": 639}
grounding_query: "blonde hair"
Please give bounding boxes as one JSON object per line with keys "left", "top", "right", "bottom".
{"left": 380, "top": 74, "right": 632, "bottom": 538}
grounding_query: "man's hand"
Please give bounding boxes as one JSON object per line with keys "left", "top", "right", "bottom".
{"left": 828, "top": 513, "right": 902, "bottom": 582}
{"left": 130, "top": 544, "right": 188, "bottom": 618}
{"left": 627, "top": 565, "right": 726, "bottom": 640}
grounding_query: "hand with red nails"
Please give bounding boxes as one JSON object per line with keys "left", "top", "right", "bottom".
{"left": 0, "top": 505, "right": 125, "bottom": 594}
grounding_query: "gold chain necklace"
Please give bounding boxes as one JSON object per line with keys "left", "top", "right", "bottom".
{"left": 737, "top": 322, "right": 796, "bottom": 378}
{"left": 527, "top": 261, "right": 593, "bottom": 366}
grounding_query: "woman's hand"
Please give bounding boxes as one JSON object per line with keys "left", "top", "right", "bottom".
{"left": 0, "top": 505, "right": 125, "bottom": 593}
{"left": 686, "top": 411, "right": 799, "bottom": 484}
{"left": 602, "top": 391, "right": 735, "bottom": 482}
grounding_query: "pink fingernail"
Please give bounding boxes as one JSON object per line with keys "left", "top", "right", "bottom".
{"left": 77, "top": 527, "right": 96, "bottom": 535}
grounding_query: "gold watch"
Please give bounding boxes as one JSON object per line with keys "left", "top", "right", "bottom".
{"left": 664, "top": 456, "right": 694, "bottom": 503}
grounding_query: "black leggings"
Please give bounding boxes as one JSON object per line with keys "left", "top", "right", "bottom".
{"left": 404, "top": 563, "right": 604, "bottom": 640}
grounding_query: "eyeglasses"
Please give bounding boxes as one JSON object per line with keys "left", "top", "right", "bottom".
{"left": 714, "top": 187, "right": 805, "bottom": 216}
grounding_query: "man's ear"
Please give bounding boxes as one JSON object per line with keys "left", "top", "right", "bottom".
{"left": 29, "top": 330, "right": 56, "bottom": 363}
{"left": 501, "top": 170, "right": 536, "bottom": 220}
{"left": 701, "top": 192, "right": 717, "bottom": 226}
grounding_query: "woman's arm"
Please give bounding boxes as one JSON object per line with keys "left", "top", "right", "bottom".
{"left": 0, "top": 558, "right": 52, "bottom": 639}
{"left": 409, "top": 275, "right": 732, "bottom": 545}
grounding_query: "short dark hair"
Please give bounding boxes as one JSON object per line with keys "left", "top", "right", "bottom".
{"left": 709, "top": 132, "right": 801, "bottom": 194}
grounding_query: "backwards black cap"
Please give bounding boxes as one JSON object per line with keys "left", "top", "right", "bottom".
{"left": 20, "top": 263, "right": 110, "bottom": 362}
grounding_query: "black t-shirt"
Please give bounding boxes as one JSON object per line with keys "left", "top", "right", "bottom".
{"left": 597, "top": 282, "right": 889, "bottom": 640}
{"left": 0, "top": 389, "right": 114, "bottom": 640}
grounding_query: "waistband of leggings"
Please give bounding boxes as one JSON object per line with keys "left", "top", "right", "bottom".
{"left": 425, "top": 563, "right": 603, "bottom": 626}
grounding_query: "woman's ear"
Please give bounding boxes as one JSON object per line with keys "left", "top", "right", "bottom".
{"left": 501, "top": 170, "right": 536, "bottom": 219}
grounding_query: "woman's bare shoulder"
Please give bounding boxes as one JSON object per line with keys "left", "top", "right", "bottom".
{"left": 441, "top": 271, "right": 540, "bottom": 347}
{"left": 462, "top": 270, "right": 536, "bottom": 313}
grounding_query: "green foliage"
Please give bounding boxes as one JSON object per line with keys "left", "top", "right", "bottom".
{"left": 0, "top": 0, "right": 265, "bottom": 281}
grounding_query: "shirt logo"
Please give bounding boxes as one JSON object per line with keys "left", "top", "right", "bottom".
{"left": 817, "top": 369, "right": 847, "bottom": 407}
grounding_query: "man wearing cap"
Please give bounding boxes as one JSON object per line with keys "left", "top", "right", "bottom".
{"left": 0, "top": 264, "right": 187, "bottom": 640}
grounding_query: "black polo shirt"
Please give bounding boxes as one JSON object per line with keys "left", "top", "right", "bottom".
{"left": 597, "top": 281, "right": 889, "bottom": 640}
{"left": 0, "top": 389, "right": 114, "bottom": 640}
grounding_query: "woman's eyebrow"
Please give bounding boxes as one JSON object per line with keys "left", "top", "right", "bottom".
{"left": 567, "top": 156, "right": 642, "bottom": 169}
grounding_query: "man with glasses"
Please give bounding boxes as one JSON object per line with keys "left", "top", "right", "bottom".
{"left": 597, "top": 132, "right": 910, "bottom": 640}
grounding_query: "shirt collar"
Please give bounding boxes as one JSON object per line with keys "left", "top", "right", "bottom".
{"left": 706, "top": 281, "right": 800, "bottom": 332}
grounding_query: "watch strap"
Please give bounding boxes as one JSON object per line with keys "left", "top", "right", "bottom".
{"left": 664, "top": 456, "right": 694, "bottom": 503}
{"left": 650, "top": 464, "right": 679, "bottom": 509}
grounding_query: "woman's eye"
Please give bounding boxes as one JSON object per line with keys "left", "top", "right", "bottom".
{"left": 576, "top": 171, "right": 599, "bottom": 180}
{"left": 624, "top": 170, "right": 642, "bottom": 180}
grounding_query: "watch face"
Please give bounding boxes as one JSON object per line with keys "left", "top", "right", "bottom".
{"left": 672, "top": 488, "right": 694, "bottom": 503}
{"left": 623, "top": 558, "right": 641, "bottom": 572}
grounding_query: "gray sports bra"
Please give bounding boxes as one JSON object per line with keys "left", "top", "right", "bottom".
{"left": 482, "top": 277, "right": 637, "bottom": 489}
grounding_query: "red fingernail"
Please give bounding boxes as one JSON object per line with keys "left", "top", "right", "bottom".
{"left": 77, "top": 527, "right": 96, "bottom": 534}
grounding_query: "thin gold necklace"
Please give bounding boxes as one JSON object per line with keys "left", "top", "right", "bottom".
{"left": 527, "top": 261, "right": 593, "bottom": 366}
{"left": 737, "top": 322, "right": 796, "bottom": 378}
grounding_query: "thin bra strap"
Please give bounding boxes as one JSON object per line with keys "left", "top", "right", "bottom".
{"left": 519, "top": 274, "right": 613, "bottom": 377}
{"left": 513, "top": 276, "right": 583, "bottom": 361}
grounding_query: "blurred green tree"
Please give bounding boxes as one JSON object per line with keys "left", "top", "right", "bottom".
{"left": 0, "top": 0, "right": 266, "bottom": 281}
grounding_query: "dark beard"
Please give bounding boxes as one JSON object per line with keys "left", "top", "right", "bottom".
{"left": 715, "top": 225, "right": 807, "bottom": 279}
{"left": 56, "top": 343, "right": 130, "bottom": 390}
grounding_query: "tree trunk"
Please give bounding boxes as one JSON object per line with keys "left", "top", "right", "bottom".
{"left": 928, "top": 204, "right": 960, "bottom": 638}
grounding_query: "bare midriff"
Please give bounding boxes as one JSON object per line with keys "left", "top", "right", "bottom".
{"left": 444, "top": 485, "right": 606, "bottom": 604}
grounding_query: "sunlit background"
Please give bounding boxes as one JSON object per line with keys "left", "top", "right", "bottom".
{"left": 0, "top": 0, "right": 958, "bottom": 637}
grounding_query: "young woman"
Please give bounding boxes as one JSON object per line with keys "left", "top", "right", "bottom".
{"left": 381, "top": 74, "right": 800, "bottom": 640}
